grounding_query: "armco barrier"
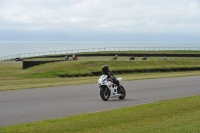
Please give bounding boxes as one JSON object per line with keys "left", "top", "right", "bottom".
{"left": 23, "top": 60, "right": 64, "bottom": 69}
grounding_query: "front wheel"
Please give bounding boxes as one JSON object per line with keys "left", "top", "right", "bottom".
{"left": 118, "top": 86, "right": 126, "bottom": 99}
{"left": 100, "top": 86, "right": 110, "bottom": 101}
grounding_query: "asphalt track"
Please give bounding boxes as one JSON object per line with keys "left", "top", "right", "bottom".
{"left": 0, "top": 76, "right": 200, "bottom": 127}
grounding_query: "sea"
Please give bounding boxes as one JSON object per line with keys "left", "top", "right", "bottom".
{"left": 0, "top": 41, "right": 200, "bottom": 57}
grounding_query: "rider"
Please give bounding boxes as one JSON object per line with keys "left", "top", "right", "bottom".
{"left": 113, "top": 55, "right": 118, "bottom": 60}
{"left": 163, "top": 56, "right": 167, "bottom": 60}
{"left": 65, "top": 55, "right": 70, "bottom": 60}
{"left": 130, "top": 55, "right": 135, "bottom": 60}
{"left": 102, "top": 65, "right": 122, "bottom": 93}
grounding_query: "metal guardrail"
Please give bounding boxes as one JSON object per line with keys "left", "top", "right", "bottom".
{"left": 0, "top": 47, "right": 200, "bottom": 61}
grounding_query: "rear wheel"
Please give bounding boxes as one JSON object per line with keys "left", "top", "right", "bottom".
{"left": 100, "top": 86, "right": 110, "bottom": 101}
{"left": 118, "top": 86, "right": 126, "bottom": 99}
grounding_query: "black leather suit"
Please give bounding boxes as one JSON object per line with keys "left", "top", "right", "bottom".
{"left": 102, "top": 70, "right": 120, "bottom": 88}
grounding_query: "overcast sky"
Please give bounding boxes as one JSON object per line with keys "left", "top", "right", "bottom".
{"left": 0, "top": 0, "right": 200, "bottom": 41}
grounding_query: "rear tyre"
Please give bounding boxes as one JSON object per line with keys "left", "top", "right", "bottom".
{"left": 118, "top": 86, "right": 126, "bottom": 99}
{"left": 100, "top": 86, "right": 110, "bottom": 101}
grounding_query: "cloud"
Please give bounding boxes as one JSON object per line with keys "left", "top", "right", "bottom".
{"left": 0, "top": 0, "right": 200, "bottom": 40}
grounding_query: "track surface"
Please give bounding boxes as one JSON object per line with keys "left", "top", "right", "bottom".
{"left": 0, "top": 76, "right": 200, "bottom": 127}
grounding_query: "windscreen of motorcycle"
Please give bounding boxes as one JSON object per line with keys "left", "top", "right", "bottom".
{"left": 98, "top": 75, "right": 108, "bottom": 84}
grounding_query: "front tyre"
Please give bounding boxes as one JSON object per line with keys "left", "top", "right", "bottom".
{"left": 118, "top": 86, "right": 126, "bottom": 99}
{"left": 100, "top": 86, "right": 110, "bottom": 101}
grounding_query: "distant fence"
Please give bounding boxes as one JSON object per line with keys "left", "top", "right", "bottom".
{"left": 1, "top": 47, "right": 200, "bottom": 61}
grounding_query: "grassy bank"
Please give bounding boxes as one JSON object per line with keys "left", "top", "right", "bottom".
{"left": 1, "top": 60, "right": 200, "bottom": 91}
{"left": 11, "top": 60, "right": 200, "bottom": 78}
{"left": 1, "top": 95, "right": 199, "bottom": 133}
{"left": 23, "top": 60, "right": 200, "bottom": 78}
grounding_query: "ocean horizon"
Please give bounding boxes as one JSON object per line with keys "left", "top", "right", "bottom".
{"left": 0, "top": 41, "right": 200, "bottom": 57}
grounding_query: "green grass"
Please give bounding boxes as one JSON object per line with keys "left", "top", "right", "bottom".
{"left": 21, "top": 60, "right": 200, "bottom": 78}
{"left": 0, "top": 95, "right": 199, "bottom": 133}
{"left": 1, "top": 59, "right": 200, "bottom": 91}
{"left": 1, "top": 71, "right": 200, "bottom": 91}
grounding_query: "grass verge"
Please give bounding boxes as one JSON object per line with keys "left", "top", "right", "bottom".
{"left": 1, "top": 60, "right": 200, "bottom": 91}
{"left": 19, "top": 60, "right": 200, "bottom": 78}
{"left": 1, "top": 71, "right": 200, "bottom": 91}
{"left": 0, "top": 95, "right": 199, "bottom": 133}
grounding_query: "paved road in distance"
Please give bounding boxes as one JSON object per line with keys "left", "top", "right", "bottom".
{"left": 0, "top": 76, "right": 200, "bottom": 127}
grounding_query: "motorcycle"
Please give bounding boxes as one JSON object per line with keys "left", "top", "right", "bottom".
{"left": 15, "top": 57, "right": 23, "bottom": 62}
{"left": 98, "top": 75, "right": 126, "bottom": 101}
